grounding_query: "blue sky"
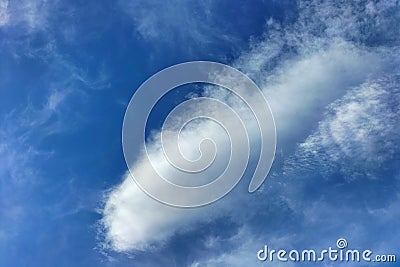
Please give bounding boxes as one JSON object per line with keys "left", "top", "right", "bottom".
{"left": 0, "top": 0, "right": 399, "bottom": 266}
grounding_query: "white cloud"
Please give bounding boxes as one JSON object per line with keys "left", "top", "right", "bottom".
{"left": 0, "top": 63, "right": 95, "bottom": 245}
{"left": 0, "top": 0, "right": 51, "bottom": 30}
{"left": 1, "top": 0, "right": 110, "bottom": 92}
{"left": 101, "top": 173, "right": 206, "bottom": 251}
{"left": 47, "top": 89, "right": 71, "bottom": 111}
{"left": 0, "top": 91, "right": 64, "bottom": 242}
{"left": 119, "top": 0, "right": 238, "bottom": 47}
{"left": 244, "top": 41, "right": 387, "bottom": 143}
{"left": 295, "top": 74, "right": 400, "bottom": 179}
{"left": 100, "top": 43, "right": 393, "bottom": 251}
{"left": 101, "top": 117, "right": 252, "bottom": 251}
{"left": 0, "top": 0, "right": 9, "bottom": 26}
{"left": 0, "top": 85, "right": 73, "bottom": 188}
{"left": 99, "top": 0, "right": 400, "bottom": 255}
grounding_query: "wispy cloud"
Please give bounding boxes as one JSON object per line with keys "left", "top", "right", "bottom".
{"left": 0, "top": 1, "right": 112, "bottom": 253}
{"left": 117, "top": 0, "right": 295, "bottom": 56}
{"left": 0, "top": 0, "right": 9, "bottom": 26}
{"left": 0, "top": 87, "right": 68, "bottom": 244}
{"left": 0, "top": 0, "right": 52, "bottom": 31}
{"left": 295, "top": 75, "right": 400, "bottom": 180}
{"left": 119, "top": 0, "right": 237, "bottom": 46}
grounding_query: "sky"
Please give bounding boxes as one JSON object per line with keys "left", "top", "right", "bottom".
{"left": 0, "top": 0, "right": 399, "bottom": 266}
